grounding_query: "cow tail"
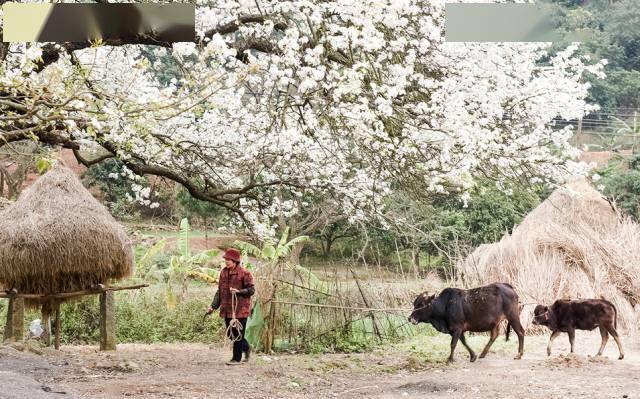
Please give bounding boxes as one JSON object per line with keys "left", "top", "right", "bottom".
{"left": 613, "top": 303, "right": 618, "bottom": 330}
{"left": 505, "top": 322, "right": 511, "bottom": 342}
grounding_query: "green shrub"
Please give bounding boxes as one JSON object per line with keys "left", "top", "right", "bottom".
{"left": 596, "top": 153, "right": 640, "bottom": 220}
{"left": 54, "top": 291, "right": 224, "bottom": 345}
{"left": 60, "top": 298, "right": 101, "bottom": 344}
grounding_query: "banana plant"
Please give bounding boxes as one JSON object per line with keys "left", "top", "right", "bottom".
{"left": 235, "top": 228, "right": 328, "bottom": 351}
{"left": 138, "top": 219, "right": 219, "bottom": 308}
{"left": 234, "top": 226, "right": 311, "bottom": 265}
{"left": 234, "top": 227, "right": 327, "bottom": 295}
{"left": 612, "top": 112, "right": 639, "bottom": 135}
{"left": 135, "top": 238, "right": 167, "bottom": 281}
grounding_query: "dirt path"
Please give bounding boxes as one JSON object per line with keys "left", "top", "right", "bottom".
{"left": 2, "top": 332, "right": 639, "bottom": 398}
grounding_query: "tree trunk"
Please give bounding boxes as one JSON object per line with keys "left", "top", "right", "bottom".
{"left": 324, "top": 236, "right": 334, "bottom": 257}
{"left": 6, "top": 175, "right": 13, "bottom": 199}
{"left": 289, "top": 242, "right": 305, "bottom": 265}
{"left": 0, "top": 43, "right": 9, "bottom": 63}
{"left": 204, "top": 216, "right": 209, "bottom": 246}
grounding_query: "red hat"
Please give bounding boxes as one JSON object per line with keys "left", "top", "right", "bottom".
{"left": 222, "top": 248, "right": 242, "bottom": 263}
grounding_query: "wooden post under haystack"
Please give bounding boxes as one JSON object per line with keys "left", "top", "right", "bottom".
{"left": 100, "top": 291, "right": 116, "bottom": 351}
{"left": 41, "top": 302, "right": 52, "bottom": 347}
{"left": 1, "top": 284, "right": 144, "bottom": 350}
{"left": 3, "top": 296, "right": 24, "bottom": 342}
{"left": 54, "top": 302, "right": 61, "bottom": 350}
{"left": 3, "top": 297, "right": 14, "bottom": 342}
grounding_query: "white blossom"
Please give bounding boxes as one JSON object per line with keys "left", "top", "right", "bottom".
{"left": 0, "top": 0, "right": 604, "bottom": 236}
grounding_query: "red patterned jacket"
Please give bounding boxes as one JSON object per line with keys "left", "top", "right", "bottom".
{"left": 215, "top": 265, "right": 255, "bottom": 318}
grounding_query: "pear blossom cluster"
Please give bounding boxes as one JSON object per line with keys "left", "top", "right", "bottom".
{"left": 0, "top": 0, "right": 604, "bottom": 237}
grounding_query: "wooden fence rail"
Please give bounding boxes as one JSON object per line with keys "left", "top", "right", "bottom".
{"left": 0, "top": 284, "right": 148, "bottom": 299}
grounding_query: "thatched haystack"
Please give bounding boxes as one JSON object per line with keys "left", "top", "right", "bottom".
{"left": 458, "top": 179, "right": 640, "bottom": 332}
{"left": 0, "top": 164, "right": 134, "bottom": 303}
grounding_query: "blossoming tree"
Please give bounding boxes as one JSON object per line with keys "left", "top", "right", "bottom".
{"left": 0, "top": 0, "right": 603, "bottom": 235}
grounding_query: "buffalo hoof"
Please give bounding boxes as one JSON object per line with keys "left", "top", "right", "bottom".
{"left": 619, "top": 354, "right": 625, "bottom": 360}
{"left": 514, "top": 354, "right": 523, "bottom": 360}
{"left": 446, "top": 358, "right": 455, "bottom": 365}
{"left": 470, "top": 354, "right": 477, "bottom": 363}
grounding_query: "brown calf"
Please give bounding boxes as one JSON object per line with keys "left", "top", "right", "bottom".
{"left": 532, "top": 299, "right": 624, "bottom": 360}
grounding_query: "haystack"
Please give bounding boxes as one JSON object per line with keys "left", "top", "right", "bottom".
{"left": 458, "top": 179, "right": 640, "bottom": 332}
{"left": 0, "top": 164, "right": 134, "bottom": 302}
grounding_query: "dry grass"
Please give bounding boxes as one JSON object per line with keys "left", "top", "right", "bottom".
{"left": 458, "top": 179, "right": 640, "bottom": 332}
{"left": 0, "top": 164, "right": 134, "bottom": 302}
{"left": 254, "top": 258, "right": 441, "bottom": 352}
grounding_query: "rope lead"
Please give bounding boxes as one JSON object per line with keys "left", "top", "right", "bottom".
{"left": 225, "top": 291, "right": 243, "bottom": 342}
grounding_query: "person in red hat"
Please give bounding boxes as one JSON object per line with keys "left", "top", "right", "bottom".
{"left": 207, "top": 247, "right": 255, "bottom": 365}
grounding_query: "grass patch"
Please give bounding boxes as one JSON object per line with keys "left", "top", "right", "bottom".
{"left": 398, "top": 331, "right": 525, "bottom": 363}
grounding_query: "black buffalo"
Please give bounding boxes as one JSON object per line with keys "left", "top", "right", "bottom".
{"left": 532, "top": 299, "right": 624, "bottom": 359}
{"left": 409, "top": 283, "right": 524, "bottom": 363}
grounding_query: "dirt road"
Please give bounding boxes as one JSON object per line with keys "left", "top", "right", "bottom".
{"left": 1, "top": 332, "right": 638, "bottom": 398}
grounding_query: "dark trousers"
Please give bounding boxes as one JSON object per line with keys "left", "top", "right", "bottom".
{"left": 225, "top": 317, "right": 249, "bottom": 361}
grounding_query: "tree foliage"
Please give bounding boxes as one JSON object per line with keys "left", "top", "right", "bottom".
{"left": 1, "top": 0, "right": 603, "bottom": 236}
{"left": 82, "top": 158, "right": 143, "bottom": 217}
{"left": 598, "top": 154, "right": 640, "bottom": 219}
{"left": 550, "top": 0, "right": 640, "bottom": 109}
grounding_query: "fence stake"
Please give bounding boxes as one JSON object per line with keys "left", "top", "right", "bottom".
{"left": 350, "top": 269, "right": 382, "bottom": 343}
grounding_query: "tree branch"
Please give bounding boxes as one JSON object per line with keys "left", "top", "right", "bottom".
{"left": 203, "top": 14, "right": 287, "bottom": 37}
{"left": 72, "top": 148, "right": 114, "bottom": 166}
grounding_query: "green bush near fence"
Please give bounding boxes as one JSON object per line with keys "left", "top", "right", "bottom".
{"left": 0, "top": 290, "right": 224, "bottom": 345}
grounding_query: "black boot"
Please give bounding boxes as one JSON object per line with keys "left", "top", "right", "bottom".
{"left": 243, "top": 345, "right": 251, "bottom": 363}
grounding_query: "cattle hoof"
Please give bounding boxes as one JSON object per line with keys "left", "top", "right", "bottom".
{"left": 446, "top": 358, "right": 454, "bottom": 365}
{"left": 514, "top": 354, "right": 522, "bottom": 360}
{"left": 470, "top": 355, "right": 477, "bottom": 363}
{"left": 619, "top": 354, "right": 624, "bottom": 360}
